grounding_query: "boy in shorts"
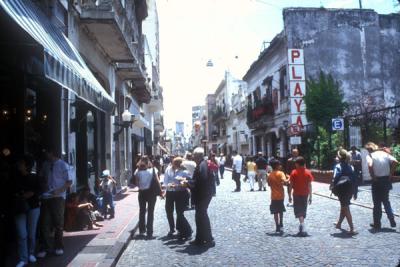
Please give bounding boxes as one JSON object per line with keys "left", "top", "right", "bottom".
{"left": 267, "top": 160, "right": 290, "bottom": 233}
{"left": 289, "top": 157, "right": 313, "bottom": 236}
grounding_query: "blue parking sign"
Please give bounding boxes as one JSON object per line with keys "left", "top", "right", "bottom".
{"left": 332, "top": 118, "right": 344, "bottom": 131}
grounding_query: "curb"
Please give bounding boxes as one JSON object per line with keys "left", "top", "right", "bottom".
{"left": 313, "top": 191, "right": 399, "bottom": 217}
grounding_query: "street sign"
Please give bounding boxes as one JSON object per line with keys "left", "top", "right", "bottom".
{"left": 289, "top": 124, "right": 302, "bottom": 135}
{"left": 290, "top": 136, "right": 302, "bottom": 145}
{"left": 332, "top": 118, "right": 344, "bottom": 131}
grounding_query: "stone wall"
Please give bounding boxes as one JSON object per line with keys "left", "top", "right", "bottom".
{"left": 283, "top": 8, "right": 400, "bottom": 111}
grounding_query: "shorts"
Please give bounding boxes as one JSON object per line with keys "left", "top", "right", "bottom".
{"left": 270, "top": 199, "right": 286, "bottom": 214}
{"left": 293, "top": 195, "right": 308, "bottom": 218}
{"left": 337, "top": 183, "right": 353, "bottom": 207}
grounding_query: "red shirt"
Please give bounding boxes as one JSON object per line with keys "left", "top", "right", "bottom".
{"left": 290, "top": 167, "right": 314, "bottom": 196}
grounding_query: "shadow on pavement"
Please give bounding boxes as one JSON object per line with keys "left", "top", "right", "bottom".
{"left": 368, "top": 228, "right": 399, "bottom": 234}
{"left": 330, "top": 231, "right": 356, "bottom": 239}
{"left": 175, "top": 244, "right": 211, "bottom": 255}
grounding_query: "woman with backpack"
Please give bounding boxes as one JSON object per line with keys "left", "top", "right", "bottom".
{"left": 331, "top": 149, "right": 358, "bottom": 235}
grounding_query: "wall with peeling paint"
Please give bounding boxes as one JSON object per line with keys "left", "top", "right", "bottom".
{"left": 283, "top": 8, "right": 400, "bottom": 116}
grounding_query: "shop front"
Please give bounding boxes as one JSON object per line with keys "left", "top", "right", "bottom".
{"left": 0, "top": 1, "right": 115, "bottom": 191}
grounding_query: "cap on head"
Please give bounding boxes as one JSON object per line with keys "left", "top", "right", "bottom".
{"left": 101, "top": 169, "right": 110, "bottom": 178}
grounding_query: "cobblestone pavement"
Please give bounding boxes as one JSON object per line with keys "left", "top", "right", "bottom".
{"left": 117, "top": 171, "right": 400, "bottom": 267}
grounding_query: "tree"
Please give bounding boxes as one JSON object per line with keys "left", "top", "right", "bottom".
{"left": 304, "top": 71, "right": 347, "bottom": 167}
{"left": 304, "top": 71, "right": 346, "bottom": 130}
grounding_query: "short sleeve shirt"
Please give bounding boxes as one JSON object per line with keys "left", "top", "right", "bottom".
{"left": 268, "top": 170, "right": 287, "bottom": 200}
{"left": 367, "top": 151, "right": 396, "bottom": 177}
{"left": 290, "top": 167, "right": 314, "bottom": 196}
{"left": 135, "top": 168, "right": 155, "bottom": 190}
{"left": 41, "top": 159, "right": 71, "bottom": 199}
{"left": 233, "top": 155, "right": 243, "bottom": 173}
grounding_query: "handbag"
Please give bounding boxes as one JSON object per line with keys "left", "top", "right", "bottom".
{"left": 149, "top": 168, "right": 162, "bottom": 197}
{"left": 332, "top": 175, "right": 351, "bottom": 196}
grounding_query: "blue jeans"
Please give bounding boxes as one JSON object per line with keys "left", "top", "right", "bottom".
{"left": 15, "top": 208, "right": 40, "bottom": 262}
{"left": 102, "top": 192, "right": 115, "bottom": 217}
{"left": 372, "top": 178, "right": 394, "bottom": 225}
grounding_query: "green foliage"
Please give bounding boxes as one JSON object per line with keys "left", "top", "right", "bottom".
{"left": 391, "top": 144, "right": 400, "bottom": 175}
{"left": 304, "top": 71, "right": 347, "bottom": 129}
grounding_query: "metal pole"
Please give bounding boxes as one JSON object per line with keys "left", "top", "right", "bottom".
{"left": 359, "top": 0, "right": 362, "bottom": 9}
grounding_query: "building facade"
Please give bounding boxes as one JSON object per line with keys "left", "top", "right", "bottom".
{"left": 0, "top": 0, "right": 163, "bottom": 193}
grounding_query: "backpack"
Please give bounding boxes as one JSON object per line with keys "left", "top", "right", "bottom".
{"left": 331, "top": 163, "right": 352, "bottom": 196}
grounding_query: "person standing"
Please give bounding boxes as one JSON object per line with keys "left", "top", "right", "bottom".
{"left": 100, "top": 170, "right": 116, "bottom": 219}
{"left": 218, "top": 153, "right": 226, "bottom": 179}
{"left": 232, "top": 151, "right": 243, "bottom": 192}
{"left": 350, "top": 146, "right": 362, "bottom": 185}
{"left": 182, "top": 153, "right": 197, "bottom": 209}
{"left": 13, "top": 154, "right": 42, "bottom": 267}
{"left": 246, "top": 157, "right": 257, "bottom": 192}
{"left": 163, "top": 157, "right": 193, "bottom": 240}
{"left": 189, "top": 147, "right": 215, "bottom": 247}
{"left": 208, "top": 152, "right": 220, "bottom": 196}
{"left": 365, "top": 142, "right": 398, "bottom": 229}
{"left": 288, "top": 157, "right": 313, "bottom": 236}
{"left": 286, "top": 148, "right": 299, "bottom": 175}
{"left": 332, "top": 149, "right": 358, "bottom": 235}
{"left": 37, "top": 149, "right": 72, "bottom": 258}
{"left": 255, "top": 152, "right": 268, "bottom": 191}
{"left": 135, "top": 156, "right": 164, "bottom": 238}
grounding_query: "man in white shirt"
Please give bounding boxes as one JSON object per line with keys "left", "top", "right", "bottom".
{"left": 365, "top": 142, "right": 398, "bottom": 229}
{"left": 232, "top": 151, "right": 243, "bottom": 192}
{"left": 218, "top": 153, "right": 226, "bottom": 179}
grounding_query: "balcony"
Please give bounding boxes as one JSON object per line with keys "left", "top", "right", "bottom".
{"left": 247, "top": 96, "right": 274, "bottom": 128}
{"left": 147, "top": 86, "right": 163, "bottom": 112}
{"left": 212, "top": 108, "right": 227, "bottom": 124}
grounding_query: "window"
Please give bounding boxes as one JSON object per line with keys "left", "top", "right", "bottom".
{"left": 279, "top": 67, "right": 288, "bottom": 100}
{"left": 263, "top": 76, "right": 273, "bottom": 101}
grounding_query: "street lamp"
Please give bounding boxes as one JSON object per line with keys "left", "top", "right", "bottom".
{"left": 113, "top": 109, "right": 134, "bottom": 141}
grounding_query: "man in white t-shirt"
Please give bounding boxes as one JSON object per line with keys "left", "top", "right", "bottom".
{"left": 232, "top": 151, "right": 243, "bottom": 192}
{"left": 365, "top": 142, "right": 398, "bottom": 229}
{"left": 218, "top": 153, "right": 226, "bottom": 179}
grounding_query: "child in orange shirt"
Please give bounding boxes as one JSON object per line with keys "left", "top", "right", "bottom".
{"left": 267, "top": 160, "right": 290, "bottom": 233}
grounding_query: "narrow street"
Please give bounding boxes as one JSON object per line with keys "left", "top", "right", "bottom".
{"left": 117, "top": 171, "right": 400, "bottom": 267}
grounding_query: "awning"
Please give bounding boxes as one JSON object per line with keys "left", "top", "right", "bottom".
{"left": 217, "top": 143, "right": 226, "bottom": 149}
{"left": 0, "top": 0, "right": 116, "bottom": 113}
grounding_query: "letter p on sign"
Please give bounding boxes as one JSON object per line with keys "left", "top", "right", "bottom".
{"left": 288, "top": 49, "right": 304, "bottom": 65}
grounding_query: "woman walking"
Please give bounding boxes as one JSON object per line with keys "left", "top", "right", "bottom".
{"left": 164, "top": 157, "right": 193, "bottom": 240}
{"left": 332, "top": 149, "right": 358, "bottom": 235}
{"left": 135, "top": 156, "right": 164, "bottom": 239}
{"left": 13, "top": 154, "right": 42, "bottom": 267}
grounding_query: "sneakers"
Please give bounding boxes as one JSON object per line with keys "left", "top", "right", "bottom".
{"left": 36, "top": 251, "right": 47, "bottom": 258}
{"left": 250, "top": 189, "right": 254, "bottom": 192}
{"left": 263, "top": 187, "right": 266, "bottom": 191}
{"left": 55, "top": 249, "right": 64, "bottom": 256}
{"left": 16, "top": 261, "right": 27, "bottom": 267}
{"left": 389, "top": 218, "right": 396, "bottom": 228}
{"left": 29, "top": 254, "right": 37, "bottom": 263}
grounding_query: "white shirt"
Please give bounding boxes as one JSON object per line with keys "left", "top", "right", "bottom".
{"left": 366, "top": 150, "right": 396, "bottom": 177}
{"left": 219, "top": 156, "right": 226, "bottom": 165}
{"left": 40, "top": 159, "right": 71, "bottom": 199}
{"left": 233, "top": 155, "right": 243, "bottom": 173}
{"left": 182, "top": 160, "right": 197, "bottom": 178}
{"left": 135, "top": 168, "right": 156, "bottom": 190}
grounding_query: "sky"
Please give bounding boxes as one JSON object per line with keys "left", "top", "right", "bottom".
{"left": 157, "top": 0, "right": 399, "bottom": 133}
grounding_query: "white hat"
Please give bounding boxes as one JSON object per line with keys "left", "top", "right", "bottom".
{"left": 101, "top": 169, "right": 111, "bottom": 177}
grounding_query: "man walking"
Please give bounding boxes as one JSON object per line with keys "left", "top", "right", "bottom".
{"left": 218, "top": 153, "right": 226, "bottom": 179}
{"left": 189, "top": 147, "right": 215, "bottom": 247}
{"left": 232, "top": 151, "right": 243, "bottom": 192}
{"left": 286, "top": 148, "right": 299, "bottom": 175}
{"left": 37, "top": 149, "right": 72, "bottom": 258}
{"left": 365, "top": 142, "right": 398, "bottom": 229}
{"left": 255, "top": 152, "right": 268, "bottom": 191}
{"left": 350, "top": 146, "right": 362, "bottom": 185}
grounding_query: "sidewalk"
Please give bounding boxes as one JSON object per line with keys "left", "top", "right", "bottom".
{"left": 35, "top": 188, "right": 139, "bottom": 267}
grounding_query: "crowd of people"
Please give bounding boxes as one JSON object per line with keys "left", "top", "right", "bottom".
{"left": 1, "top": 140, "right": 398, "bottom": 266}
{"left": 0, "top": 148, "right": 119, "bottom": 267}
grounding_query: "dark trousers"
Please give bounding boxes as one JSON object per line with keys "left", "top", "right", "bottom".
{"left": 219, "top": 165, "right": 225, "bottom": 178}
{"left": 233, "top": 171, "right": 241, "bottom": 191}
{"left": 372, "top": 179, "right": 394, "bottom": 225}
{"left": 138, "top": 190, "right": 157, "bottom": 235}
{"left": 39, "top": 197, "right": 65, "bottom": 250}
{"left": 165, "top": 191, "right": 192, "bottom": 236}
{"left": 195, "top": 195, "right": 213, "bottom": 242}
